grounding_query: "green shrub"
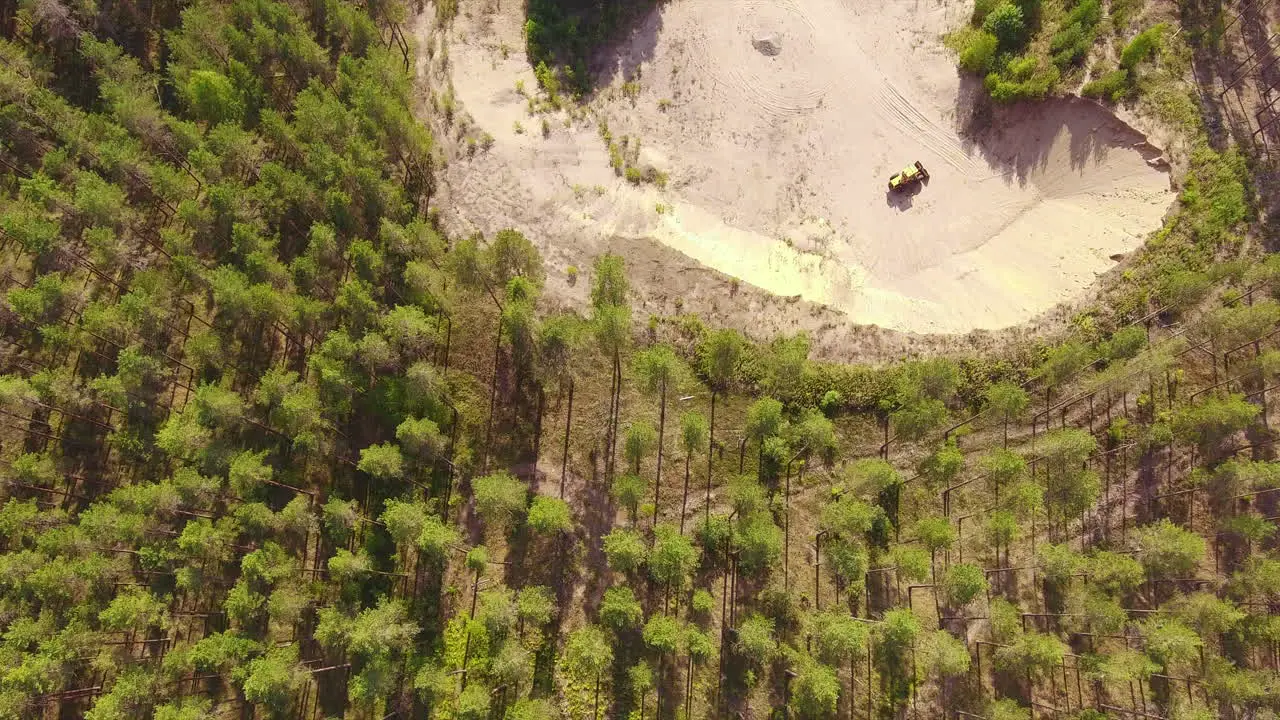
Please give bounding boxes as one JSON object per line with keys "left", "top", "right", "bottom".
{"left": 988, "top": 699, "right": 1032, "bottom": 720}
{"left": 691, "top": 589, "right": 715, "bottom": 614}
{"left": 1082, "top": 69, "right": 1131, "bottom": 102}
{"left": 819, "top": 389, "right": 843, "bottom": 416}
{"left": 972, "top": 0, "right": 1003, "bottom": 23}
{"left": 960, "top": 31, "right": 1000, "bottom": 73}
{"left": 1049, "top": 0, "right": 1101, "bottom": 70}
{"left": 1182, "top": 143, "right": 1249, "bottom": 242}
{"left": 1006, "top": 55, "right": 1039, "bottom": 81}
{"left": 983, "top": 2, "right": 1027, "bottom": 50}
{"left": 994, "top": 633, "right": 1068, "bottom": 679}
{"left": 1121, "top": 24, "right": 1166, "bottom": 69}
{"left": 1063, "top": 0, "right": 1102, "bottom": 29}
{"left": 1110, "top": 0, "right": 1145, "bottom": 31}
{"left": 942, "top": 563, "right": 988, "bottom": 606}
{"left": 1050, "top": 23, "right": 1092, "bottom": 67}
{"left": 1011, "top": 0, "right": 1042, "bottom": 23}
{"left": 735, "top": 614, "right": 777, "bottom": 662}
{"left": 1099, "top": 326, "right": 1147, "bottom": 362}
{"left": 1153, "top": 268, "right": 1211, "bottom": 310}
{"left": 985, "top": 62, "right": 1059, "bottom": 103}
{"left": 599, "top": 587, "right": 642, "bottom": 630}
{"left": 533, "top": 61, "right": 562, "bottom": 99}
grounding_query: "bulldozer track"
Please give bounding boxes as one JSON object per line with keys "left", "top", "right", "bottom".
{"left": 873, "top": 82, "right": 975, "bottom": 173}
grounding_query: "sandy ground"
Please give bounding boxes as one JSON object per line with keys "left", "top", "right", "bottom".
{"left": 418, "top": 0, "right": 1175, "bottom": 346}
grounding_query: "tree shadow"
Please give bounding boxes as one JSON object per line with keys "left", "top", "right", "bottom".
{"left": 587, "top": 1, "right": 667, "bottom": 92}
{"left": 522, "top": 0, "right": 666, "bottom": 95}
{"left": 576, "top": 448, "right": 616, "bottom": 617}
{"left": 1219, "top": 0, "right": 1280, "bottom": 226}
{"left": 953, "top": 71, "right": 1169, "bottom": 193}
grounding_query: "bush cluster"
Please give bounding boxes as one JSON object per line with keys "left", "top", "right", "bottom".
{"left": 1049, "top": 0, "right": 1102, "bottom": 69}
{"left": 953, "top": 0, "right": 1165, "bottom": 105}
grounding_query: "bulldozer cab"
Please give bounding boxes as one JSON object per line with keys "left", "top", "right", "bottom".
{"left": 888, "top": 160, "right": 928, "bottom": 193}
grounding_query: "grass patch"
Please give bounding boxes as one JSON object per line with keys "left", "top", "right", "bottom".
{"left": 1140, "top": 84, "right": 1200, "bottom": 133}
{"left": 1110, "top": 140, "right": 1251, "bottom": 323}
{"left": 985, "top": 55, "right": 1060, "bottom": 102}
{"left": 1120, "top": 23, "right": 1166, "bottom": 69}
{"left": 1081, "top": 66, "right": 1131, "bottom": 102}
{"left": 1072, "top": 22, "right": 1169, "bottom": 105}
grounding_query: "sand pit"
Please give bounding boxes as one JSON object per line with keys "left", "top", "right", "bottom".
{"left": 424, "top": 0, "right": 1175, "bottom": 336}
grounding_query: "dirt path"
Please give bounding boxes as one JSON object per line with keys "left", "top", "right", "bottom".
{"left": 419, "top": 0, "right": 1175, "bottom": 344}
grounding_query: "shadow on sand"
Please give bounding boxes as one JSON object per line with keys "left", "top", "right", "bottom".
{"left": 587, "top": 1, "right": 666, "bottom": 91}
{"left": 521, "top": 0, "right": 666, "bottom": 95}
{"left": 950, "top": 71, "right": 1170, "bottom": 190}
{"left": 885, "top": 173, "right": 929, "bottom": 210}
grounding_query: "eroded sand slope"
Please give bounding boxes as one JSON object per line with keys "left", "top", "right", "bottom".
{"left": 425, "top": 0, "right": 1174, "bottom": 334}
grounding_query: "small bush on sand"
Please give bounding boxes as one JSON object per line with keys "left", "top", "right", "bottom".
{"left": 1082, "top": 68, "right": 1131, "bottom": 102}
{"left": 985, "top": 59, "right": 1058, "bottom": 102}
{"left": 983, "top": 2, "right": 1027, "bottom": 51}
{"left": 1049, "top": 0, "right": 1102, "bottom": 68}
{"left": 1121, "top": 23, "right": 1167, "bottom": 69}
{"left": 959, "top": 31, "right": 999, "bottom": 73}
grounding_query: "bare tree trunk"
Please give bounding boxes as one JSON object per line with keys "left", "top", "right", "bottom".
{"left": 656, "top": 654, "right": 662, "bottom": 719}
{"left": 706, "top": 390, "right": 715, "bottom": 529}
{"left": 784, "top": 462, "right": 791, "bottom": 593}
{"left": 482, "top": 320, "right": 503, "bottom": 471}
{"left": 653, "top": 376, "right": 666, "bottom": 528}
{"left": 605, "top": 353, "right": 620, "bottom": 477}
{"left": 681, "top": 453, "right": 691, "bottom": 534}
{"left": 605, "top": 363, "right": 615, "bottom": 477}
{"left": 561, "top": 377, "right": 574, "bottom": 499}
{"left": 531, "top": 385, "right": 544, "bottom": 482}
{"left": 611, "top": 352, "right": 622, "bottom": 476}
{"left": 686, "top": 655, "right": 694, "bottom": 720}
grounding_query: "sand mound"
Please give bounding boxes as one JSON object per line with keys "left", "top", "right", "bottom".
{"left": 426, "top": 0, "right": 1175, "bottom": 336}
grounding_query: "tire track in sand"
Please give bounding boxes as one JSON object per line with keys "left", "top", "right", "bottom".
{"left": 872, "top": 81, "right": 976, "bottom": 173}
{"left": 682, "top": 0, "right": 831, "bottom": 117}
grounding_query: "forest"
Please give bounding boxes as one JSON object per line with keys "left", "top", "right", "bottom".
{"left": 1, "top": 0, "right": 1279, "bottom": 718}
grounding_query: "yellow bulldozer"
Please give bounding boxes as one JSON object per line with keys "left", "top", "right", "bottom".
{"left": 888, "top": 160, "right": 929, "bottom": 192}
